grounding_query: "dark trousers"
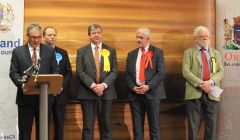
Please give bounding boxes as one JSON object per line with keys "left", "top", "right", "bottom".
{"left": 186, "top": 93, "right": 218, "bottom": 140}
{"left": 48, "top": 103, "right": 65, "bottom": 140}
{"left": 130, "top": 96, "right": 161, "bottom": 140}
{"left": 18, "top": 105, "right": 39, "bottom": 140}
{"left": 80, "top": 99, "right": 112, "bottom": 140}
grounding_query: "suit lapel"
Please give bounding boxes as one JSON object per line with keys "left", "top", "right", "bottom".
{"left": 145, "top": 46, "right": 154, "bottom": 81}
{"left": 86, "top": 45, "right": 96, "bottom": 69}
{"left": 194, "top": 46, "right": 202, "bottom": 66}
{"left": 209, "top": 47, "right": 215, "bottom": 58}
{"left": 55, "top": 47, "right": 62, "bottom": 66}
{"left": 145, "top": 45, "right": 154, "bottom": 70}
{"left": 209, "top": 47, "right": 216, "bottom": 73}
{"left": 39, "top": 44, "right": 43, "bottom": 60}
{"left": 24, "top": 44, "right": 33, "bottom": 66}
{"left": 100, "top": 45, "right": 107, "bottom": 71}
{"left": 131, "top": 49, "right": 139, "bottom": 80}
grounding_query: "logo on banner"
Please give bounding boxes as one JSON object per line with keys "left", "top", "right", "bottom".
{"left": 223, "top": 16, "right": 240, "bottom": 50}
{"left": 222, "top": 16, "right": 240, "bottom": 67}
{"left": 0, "top": 3, "right": 14, "bottom": 32}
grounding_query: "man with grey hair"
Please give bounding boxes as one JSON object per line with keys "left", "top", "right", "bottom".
{"left": 125, "top": 27, "right": 166, "bottom": 140}
{"left": 9, "top": 23, "right": 58, "bottom": 140}
{"left": 182, "top": 26, "right": 224, "bottom": 140}
{"left": 76, "top": 24, "right": 118, "bottom": 140}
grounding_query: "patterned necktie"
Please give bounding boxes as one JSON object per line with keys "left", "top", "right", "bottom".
{"left": 94, "top": 46, "right": 100, "bottom": 83}
{"left": 32, "top": 48, "right": 37, "bottom": 65}
{"left": 201, "top": 48, "right": 210, "bottom": 81}
{"left": 139, "top": 48, "right": 146, "bottom": 82}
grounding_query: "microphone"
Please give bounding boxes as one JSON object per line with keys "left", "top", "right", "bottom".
{"left": 18, "top": 64, "right": 35, "bottom": 83}
{"left": 18, "top": 57, "right": 42, "bottom": 83}
{"left": 33, "top": 57, "right": 41, "bottom": 73}
{"left": 34, "top": 57, "right": 41, "bottom": 82}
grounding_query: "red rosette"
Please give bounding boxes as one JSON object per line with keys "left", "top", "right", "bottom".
{"left": 145, "top": 51, "right": 153, "bottom": 69}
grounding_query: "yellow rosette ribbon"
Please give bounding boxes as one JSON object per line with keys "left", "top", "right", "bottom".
{"left": 101, "top": 49, "right": 110, "bottom": 72}
{"left": 211, "top": 57, "right": 216, "bottom": 73}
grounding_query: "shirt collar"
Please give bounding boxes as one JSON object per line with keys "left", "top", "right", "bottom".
{"left": 28, "top": 43, "right": 40, "bottom": 51}
{"left": 197, "top": 44, "right": 209, "bottom": 51}
{"left": 91, "top": 42, "right": 102, "bottom": 50}
{"left": 140, "top": 44, "right": 150, "bottom": 52}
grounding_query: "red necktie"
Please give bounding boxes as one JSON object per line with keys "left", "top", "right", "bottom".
{"left": 32, "top": 48, "right": 37, "bottom": 65}
{"left": 94, "top": 46, "right": 100, "bottom": 83}
{"left": 139, "top": 48, "right": 146, "bottom": 82}
{"left": 201, "top": 48, "right": 210, "bottom": 81}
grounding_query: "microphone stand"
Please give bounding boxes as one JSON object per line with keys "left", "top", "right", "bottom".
{"left": 34, "top": 59, "right": 41, "bottom": 82}
{"left": 18, "top": 58, "right": 41, "bottom": 83}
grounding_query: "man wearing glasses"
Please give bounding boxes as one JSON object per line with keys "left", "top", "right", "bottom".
{"left": 182, "top": 26, "right": 224, "bottom": 140}
{"left": 9, "top": 23, "right": 58, "bottom": 140}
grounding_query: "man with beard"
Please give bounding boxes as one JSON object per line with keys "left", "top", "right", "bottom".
{"left": 182, "top": 26, "right": 224, "bottom": 140}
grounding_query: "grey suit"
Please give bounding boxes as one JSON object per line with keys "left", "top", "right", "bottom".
{"left": 9, "top": 43, "right": 58, "bottom": 140}
{"left": 76, "top": 43, "right": 118, "bottom": 140}
{"left": 125, "top": 45, "right": 166, "bottom": 140}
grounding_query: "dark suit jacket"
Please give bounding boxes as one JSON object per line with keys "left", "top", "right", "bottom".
{"left": 76, "top": 43, "right": 118, "bottom": 100}
{"left": 9, "top": 43, "right": 59, "bottom": 106}
{"left": 125, "top": 45, "right": 166, "bottom": 101}
{"left": 54, "top": 47, "right": 72, "bottom": 104}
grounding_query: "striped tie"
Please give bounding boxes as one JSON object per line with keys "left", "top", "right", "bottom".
{"left": 32, "top": 48, "right": 37, "bottom": 65}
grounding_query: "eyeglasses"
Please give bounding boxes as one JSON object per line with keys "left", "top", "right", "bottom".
{"left": 198, "top": 35, "right": 209, "bottom": 39}
{"left": 29, "top": 36, "right": 42, "bottom": 40}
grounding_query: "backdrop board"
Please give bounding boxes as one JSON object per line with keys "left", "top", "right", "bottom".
{"left": 0, "top": 0, "right": 24, "bottom": 139}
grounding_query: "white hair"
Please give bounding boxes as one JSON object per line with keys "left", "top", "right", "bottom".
{"left": 136, "top": 28, "right": 151, "bottom": 38}
{"left": 193, "top": 26, "right": 209, "bottom": 37}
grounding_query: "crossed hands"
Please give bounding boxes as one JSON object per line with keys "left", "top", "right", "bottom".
{"left": 133, "top": 85, "right": 150, "bottom": 94}
{"left": 92, "top": 84, "right": 105, "bottom": 96}
{"left": 199, "top": 81, "right": 212, "bottom": 94}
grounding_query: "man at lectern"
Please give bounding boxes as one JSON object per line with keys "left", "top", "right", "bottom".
{"left": 182, "top": 26, "right": 224, "bottom": 140}
{"left": 125, "top": 28, "right": 166, "bottom": 140}
{"left": 76, "top": 24, "right": 118, "bottom": 140}
{"left": 43, "top": 26, "right": 72, "bottom": 140}
{"left": 9, "top": 23, "right": 59, "bottom": 140}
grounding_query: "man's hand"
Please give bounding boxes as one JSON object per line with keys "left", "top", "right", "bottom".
{"left": 199, "top": 81, "right": 212, "bottom": 94}
{"left": 93, "top": 84, "right": 105, "bottom": 96}
{"left": 133, "top": 85, "right": 150, "bottom": 94}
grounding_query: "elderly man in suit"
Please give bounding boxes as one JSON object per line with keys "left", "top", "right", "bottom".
{"left": 182, "top": 26, "right": 224, "bottom": 140}
{"left": 9, "top": 23, "right": 58, "bottom": 140}
{"left": 125, "top": 27, "right": 166, "bottom": 140}
{"left": 76, "top": 24, "right": 118, "bottom": 140}
{"left": 43, "top": 26, "right": 72, "bottom": 140}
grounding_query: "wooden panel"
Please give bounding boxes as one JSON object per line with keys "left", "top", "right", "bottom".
{"left": 30, "top": 102, "right": 181, "bottom": 140}
{"left": 24, "top": 0, "right": 215, "bottom": 73}
{"left": 31, "top": 102, "right": 205, "bottom": 140}
{"left": 24, "top": 0, "right": 215, "bottom": 100}
{"left": 25, "top": 1, "right": 213, "bottom": 139}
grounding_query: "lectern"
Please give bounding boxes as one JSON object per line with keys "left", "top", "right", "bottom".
{"left": 23, "top": 74, "right": 63, "bottom": 140}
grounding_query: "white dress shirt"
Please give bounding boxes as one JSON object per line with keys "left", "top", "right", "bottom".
{"left": 136, "top": 44, "right": 150, "bottom": 86}
{"left": 28, "top": 43, "right": 40, "bottom": 61}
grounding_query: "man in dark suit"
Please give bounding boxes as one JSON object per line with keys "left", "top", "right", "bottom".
{"left": 9, "top": 23, "right": 58, "bottom": 140}
{"left": 43, "top": 26, "right": 72, "bottom": 140}
{"left": 125, "top": 28, "right": 166, "bottom": 140}
{"left": 76, "top": 24, "right": 118, "bottom": 140}
{"left": 182, "top": 26, "right": 224, "bottom": 140}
